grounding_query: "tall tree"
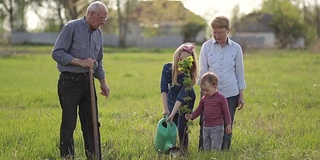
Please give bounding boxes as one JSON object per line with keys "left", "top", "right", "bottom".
{"left": 31, "top": 0, "right": 63, "bottom": 32}
{"left": 261, "top": 0, "right": 304, "bottom": 48}
{"left": 59, "top": 0, "right": 88, "bottom": 21}
{"left": 181, "top": 13, "right": 206, "bottom": 43}
{"left": 230, "top": 4, "right": 241, "bottom": 36}
{"left": 315, "top": 0, "right": 320, "bottom": 38}
{"left": 0, "top": 0, "right": 32, "bottom": 32}
{"left": 32, "top": 0, "right": 90, "bottom": 31}
{"left": 0, "top": 9, "right": 5, "bottom": 33}
{"left": 116, "top": 0, "right": 136, "bottom": 48}
{"left": 300, "top": 0, "right": 318, "bottom": 45}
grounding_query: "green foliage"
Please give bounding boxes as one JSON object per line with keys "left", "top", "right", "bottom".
{"left": 230, "top": 4, "right": 242, "bottom": 36}
{"left": 181, "top": 12, "right": 207, "bottom": 43}
{"left": 178, "top": 56, "right": 194, "bottom": 92}
{"left": 261, "top": 0, "right": 304, "bottom": 48}
{"left": 141, "top": 26, "right": 160, "bottom": 37}
{"left": 177, "top": 56, "right": 194, "bottom": 114}
{"left": 179, "top": 105, "right": 192, "bottom": 115}
{"left": 181, "top": 21, "right": 206, "bottom": 43}
{"left": 0, "top": 0, "right": 31, "bottom": 32}
{"left": 130, "top": 0, "right": 207, "bottom": 42}
{"left": 42, "top": 17, "right": 62, "bottom": 32}
{"left": 178, "top": 56, "right": 193, "bottom": 73}
{"left": 0, "top": 47, "right": 320, "bottom": 159}
{"left": 301, "top": 2, "right": 320, "bottom": 46}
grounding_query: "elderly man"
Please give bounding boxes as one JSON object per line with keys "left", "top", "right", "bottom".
{"left": 52, "top": 1, "right": 110, "bottom": 159}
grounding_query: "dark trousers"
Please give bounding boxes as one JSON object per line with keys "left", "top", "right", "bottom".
{"left": 58, "top": 72, "right": 101, "bottom": 159}
{"left": 199, "top": 94, "right": 239, "bottom": 150}
{"left": 168, "top": 92, "right": 195, "bottom": 151}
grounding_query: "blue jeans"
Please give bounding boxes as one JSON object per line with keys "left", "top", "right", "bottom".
{"left": 199, "top": 94, "right": 239, "bottom": 150}
{"left": 168, "top": 91, "right": 195, "bottom": 151}
{"left": 58, "top": 72, "right": 101, "bottom": 159}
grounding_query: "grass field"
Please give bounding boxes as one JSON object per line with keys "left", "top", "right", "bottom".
{"left": 0, "top": 46, "right": 319, "bottom": 159}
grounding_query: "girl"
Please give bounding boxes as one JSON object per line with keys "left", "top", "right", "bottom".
{"left": 160, "top": 42, "right": 197, "bottom": 152}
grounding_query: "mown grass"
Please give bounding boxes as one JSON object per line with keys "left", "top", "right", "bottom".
{"left": 0, "top": 46, "right": 319, "bottom": 159}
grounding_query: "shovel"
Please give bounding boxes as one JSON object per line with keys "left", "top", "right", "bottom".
{"left": 89, "top": 68, "right": 101, "bottom": 159}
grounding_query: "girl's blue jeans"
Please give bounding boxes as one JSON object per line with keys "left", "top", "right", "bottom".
{"left": 168, "top": 91, "right": 196, "bottom": 151}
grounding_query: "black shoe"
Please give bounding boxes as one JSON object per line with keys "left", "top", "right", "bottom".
{"left": 221, "top": 140, "right": 231, "bottom": 151}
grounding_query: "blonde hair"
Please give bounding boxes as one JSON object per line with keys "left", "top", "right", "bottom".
{"left": 210, "top": 16, "right": 230, "bottom": 29}
{"left": 200, "top": 72, "right": 219, "bottom": 86}
{"left": 172, "top": 42, "right": 198, "bottom": 86}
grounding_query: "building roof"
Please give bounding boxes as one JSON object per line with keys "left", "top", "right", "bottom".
{"left": 235, "top": 12, "right": 274, "bottom": 32}
{"left": 128, "top": 0, "right": 206, "bottom": 27}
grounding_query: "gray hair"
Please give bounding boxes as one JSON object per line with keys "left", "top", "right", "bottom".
{"left": 86, "top": 1, "right": 108, "bottom": 14}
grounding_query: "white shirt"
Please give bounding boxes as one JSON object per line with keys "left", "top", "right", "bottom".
{"left": 199, "top": 38, "right": 246, "bottom": 98}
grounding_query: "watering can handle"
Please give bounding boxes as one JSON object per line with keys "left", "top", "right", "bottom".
{"left": 164, "top": 114, "right": 174, "bottom": 125}
{"left": 164, "top": 114, "right": 171, "bottom": 123}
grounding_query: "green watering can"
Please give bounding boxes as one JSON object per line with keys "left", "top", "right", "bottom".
{"left": 154, "top": 115, "right": 180, "bottom": 154}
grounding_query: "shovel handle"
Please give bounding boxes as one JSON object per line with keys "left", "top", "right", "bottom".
{"left": 89, "top": 68, "right": 101, "bottom": 159}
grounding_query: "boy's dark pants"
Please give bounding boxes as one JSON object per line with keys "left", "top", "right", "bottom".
{"left": 58, "top": 72, "right": 101, "bottom": 159}
{"left": 198, "top": 94, "right": 239, "bottom": 150}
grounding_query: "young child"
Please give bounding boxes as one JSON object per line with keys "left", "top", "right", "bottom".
{"left": 185, "top": 72, "right": 232, "bottom": 151}
{"left": 160, "top": 42, "right": 198, "bottom": 152}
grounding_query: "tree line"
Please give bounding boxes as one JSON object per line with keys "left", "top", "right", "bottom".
{"left": 0, "top": 0, "right": 319, "bottom": 48}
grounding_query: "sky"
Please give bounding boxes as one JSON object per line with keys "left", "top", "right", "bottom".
{"left": 183, "top": 0, "right": 320, "bottom": 22}
{"left": 27, "top": 0, "right": 263, "bottom": 30}
{"left": 183, "top": 0, "right": 263, "bottom": 21}
{"left": 27, "top": 0, "right": 319, "bottom": 30}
